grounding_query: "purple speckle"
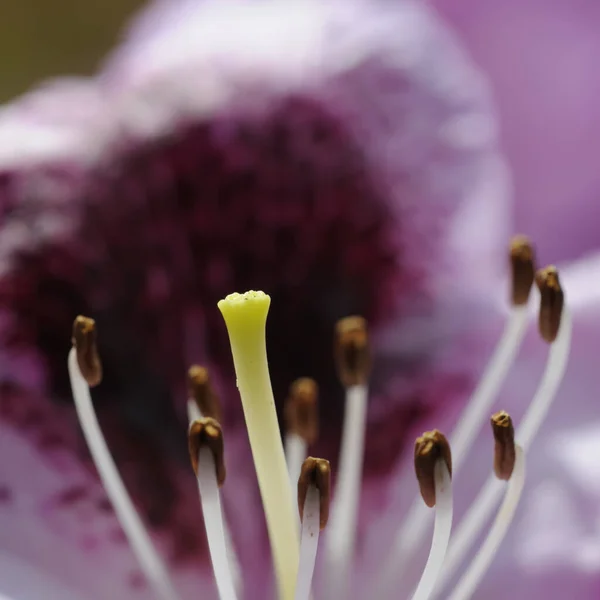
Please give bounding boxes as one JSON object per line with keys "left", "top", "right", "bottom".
{"left": 128, "top": 571, "right": 146, "bottom": 590}
{"left": 97, "top": 496, "right": 113, "bottom": 513}
{"left": 80, "top": 533, "right": 100, "bottom": 552}
{"left": 55, "top": 485, "right": 88, "bottom": 509}
{"left": 0, "top": 485, "right": 13, "bottom": 504}
{"left": 109, "top": 528, "right": 127, "bottom": 544}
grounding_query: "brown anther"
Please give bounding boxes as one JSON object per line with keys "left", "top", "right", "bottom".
{"left": 334, "top": 316, "right": 371, "bottom": 388}
{"left": 188, "top": 418, "right": 226, "bottom": 486}
{"left": 298, "top": 457, "right": 331, "bottom": 530}
{"left": 536, "top": 266, "right": 564, "bottom": 343}
{"left": 72, "top": 316, "right": 103, "bottom": 387}
{"left": 284, "top": 378, "right": 319, "bottom": 445}
{"left": 187, "top": 365, "right": 222, "bottom": 422}
{"left": 491, "top": 411, "right": 516, "bottom": 480}
{"left": 510, "top": 235, "right": 536, "bottom": 306}
{"left": 414, "top": 430, "right": 452, "bottom": 508}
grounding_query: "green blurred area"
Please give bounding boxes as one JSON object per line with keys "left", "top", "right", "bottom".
{"left": 0, "top": 0, "right": 145, "bottom": 102}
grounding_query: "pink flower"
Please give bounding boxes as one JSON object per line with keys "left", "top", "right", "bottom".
{"left": 0, "top": 1, "right": 598, "bottom": 599}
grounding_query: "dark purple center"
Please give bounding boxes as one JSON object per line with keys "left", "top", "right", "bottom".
{"left": 0, "top": 94, "right": 440, "bottom": 565}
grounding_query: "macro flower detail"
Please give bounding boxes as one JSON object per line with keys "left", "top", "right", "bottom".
{"left": 3, "top": 0, "right": 600, "bottom": 599}
{"left": 64, "top": 258, "right": 570, "bottom": 600}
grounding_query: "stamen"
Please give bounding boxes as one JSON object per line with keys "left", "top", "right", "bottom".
{"left": 187, "top": 365, "right": 222, "bottom": 423}
{"left": 491, "top": 411, "right": 516, "bottom": 480}
{"left": 187, "top": 369, "right": 242, "bottom": 596}
{"left": 218, "top": 291, "right": 298, "bottom": 600}
{"left": 324, "top": 316, "right": 370, "bottom": 598}
{"left": 447, "top": 417, "right": 525, "bottom": 600}
{"left": 68, "top": 317, "right": 179, "bottom": 600}
{"left": 509, "top": 235, "right": 536, "bottom": 306}
{"left": 295, "top": 458, "right": 331, "bottom": 600}
{"left": 298, "top": 457, "right": 331, "bottom": 530}
{"left": 516, "top": 269, "right": 569, "bottom": 449}
{"left": 431, "top": 270, "right": 571, "bottom": 598}
{"left": 188, "top": 419, "right": 238, "bottom": 600}
{"left": 536, "top": 265, "right": 564, "bottom": 343}
{"left": 414, "top": 430, "right": 453, "bottom": 508}
{"left": 188, "top": 418, "right": 226, "bottom": 485}
{"left": 411, "top": 431, "right": 454, "bottom": 600}
{"left": 72, "top": 316, "right": 103, "bottom": 387}
{"left": 333, "top": 316, "right": 371, "bottom": 388}
{"left": 285, "top": 378, "right": 319, "bottom": 494}
{"left": 377, "top": 236, "right": 534, "bottom": 593}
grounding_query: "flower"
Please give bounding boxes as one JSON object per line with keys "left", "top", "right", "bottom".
{"left": 0, "top": 0, "right": 598, "bottom": 599}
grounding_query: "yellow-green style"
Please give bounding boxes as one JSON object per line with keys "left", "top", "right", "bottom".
{"left": 218, "top": 291, "right": 299, "bottom": 600}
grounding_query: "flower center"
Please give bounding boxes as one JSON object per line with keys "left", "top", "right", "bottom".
{"left": 67, "top": 236, "right": 571, "bottom": 600}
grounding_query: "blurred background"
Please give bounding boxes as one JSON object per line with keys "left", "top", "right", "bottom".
{"left": 0, "top": 0, "right": 143, "bottom": 102}
{"left": 2, "top": 0, "right": 600, "bottom": 265}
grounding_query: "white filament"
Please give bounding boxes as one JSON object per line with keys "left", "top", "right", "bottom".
{"left": 295, "top": 486, "right": 321, "bottom": 600}
{"left": 196, "top": 447, "right": 238, "bottom": 600}
{"left": 430, "top": 477, "right": 501, "bottom": 599}
{"left": 432, "top": 308, "right": 572, "bottom": 598}
{"left": 377, "top": 307, "right": 529, "bottom": 592}
{"left": 324, "top": 384, "right": 368, "bottom": 598}
{"left": 411, "top": 460, "right": 454, "bottom": 600}
{"left": 449, "top": 307, "right": 530, "bottom": 471}
{"left": 515, "top": 309, "right": 572, "bottom": 449}
{"left": 448, "top": 445, "right": 525, "bottom": 600}
{"left": 286, "top": 432, "right": 308, "bottom": 497}
{"left": 187, "top": 397, "right": 202, "bottom": 423}
{"left": 68, "top": 348, "right": 179, "bottom": 600}
{"left": 186, "top": 398, "right": 243, "bottom": 596}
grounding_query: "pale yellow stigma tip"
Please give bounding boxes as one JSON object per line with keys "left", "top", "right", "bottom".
{"left": 218, "top": 290, "right": 270, "bottom": 309}
{"left": 218, "top": 291, "right": 271, "bottom": 328}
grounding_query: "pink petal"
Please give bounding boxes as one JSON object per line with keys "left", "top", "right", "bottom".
{"left": 433, "top": 0, "right": 600, "bottom": 265}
